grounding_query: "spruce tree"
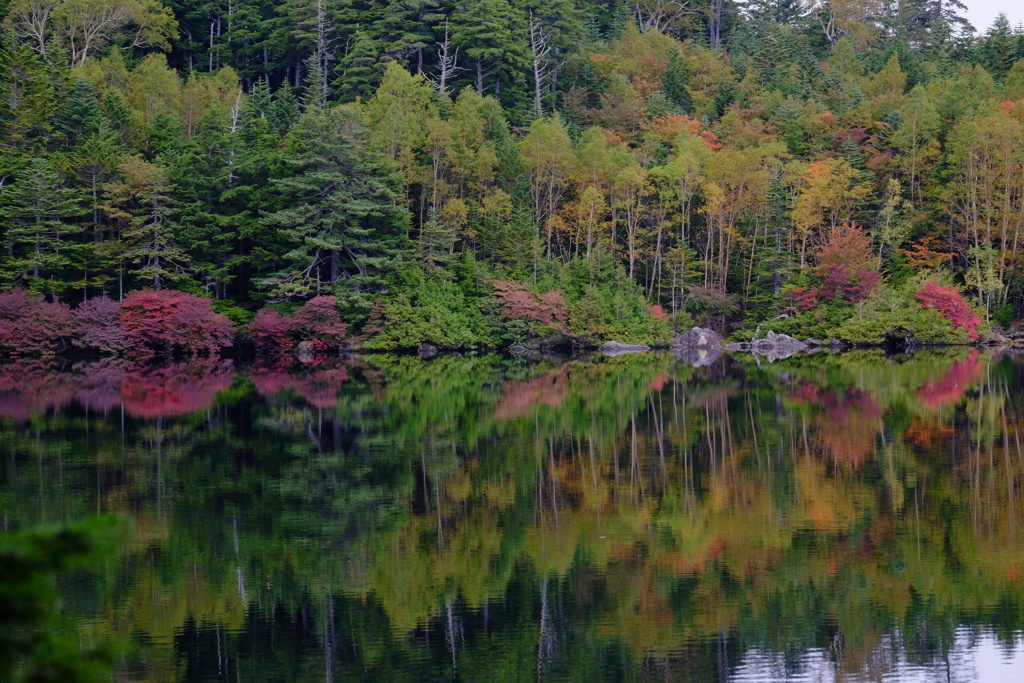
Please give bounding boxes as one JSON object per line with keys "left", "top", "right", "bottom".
{"left": 262, "top": 105, "right": 411, "bottom": 311}
{"left": 662, "top": 47, "right": 692, "bottom": 113}
{"left": 983, "top": 15, "right": 1018, "bottom": 79}
{"left": 336, "top": 31, "right": 383, "bottom": 100}
{"left": 0, "top": 157, "right": 86, "bottom": 293}
{"left": 55, "top": 77, "right": 102, "bottom": 147}
{"left": 450, "top": 0, "right": 528, "bottom": 96}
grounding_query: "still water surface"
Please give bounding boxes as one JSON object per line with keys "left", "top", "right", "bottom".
{"left": 2, "top": 349, "right": 1024, "bottom": 681}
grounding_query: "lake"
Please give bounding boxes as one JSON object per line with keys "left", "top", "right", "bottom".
{"left": 2, "top": 349, "right": 1023, "bottom": 681}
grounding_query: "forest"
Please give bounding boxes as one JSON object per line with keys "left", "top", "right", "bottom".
{"left": 3, "top": 0, "right": 1024, "bottom": 350}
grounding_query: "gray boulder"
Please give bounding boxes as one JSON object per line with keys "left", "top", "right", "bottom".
{"left": 418, "top": 343, "right": 438, "bottom": 358}
{"left": 675, "top": 327, "right": 722, "bottom": 349}
{"left": 674, "top": 327, "right": 723, "bottom": 366}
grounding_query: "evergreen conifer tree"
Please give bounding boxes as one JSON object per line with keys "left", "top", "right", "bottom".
{"left": 262, "top": 105, "right": 411, "bottom": 311}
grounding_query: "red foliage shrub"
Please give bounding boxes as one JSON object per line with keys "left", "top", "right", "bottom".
{"left": 492, "top": 280, "right": 569, "bottom": 334}
{"left": 250, "top": 296, "right": 347, "bottom": 355}
{"left": 291, "top": 296, "right": 348, "bottom": 345}
{"left": 249, "top": 309, "right": 296, "bottom": 354}
{"left": 72, "top": 297, "right": 133, "bottom": 354}
{"left": 647, "top": 305, "right": 668, "bottom": 321}
{"left": 844, "top": 269, "right": 880, "bottom": 302}
{"left": 0, "top": 289, "right": 73, "bottom": 356}
{"left": 119, "top": 289, "right": 235, "bottom": 355}
{"left": 816, "top": 265, "right": 880, "bottom": 304}
{"left": 915, "top": 281, "right": 982, "bottom": 340}
{"left": 819, "top": 266, "right": 848, "bottom": 301}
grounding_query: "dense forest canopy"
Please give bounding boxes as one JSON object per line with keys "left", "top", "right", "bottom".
{"left": 3, "top": 0, "right": 1024, "bottom": 347}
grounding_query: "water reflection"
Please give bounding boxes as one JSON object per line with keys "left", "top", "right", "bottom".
{"left": 1, "top": 349, "right": 1023, "bottom": 681}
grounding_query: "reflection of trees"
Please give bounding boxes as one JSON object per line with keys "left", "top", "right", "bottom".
{"left": 120, "top": 359, "right": 236, "bottom": 418}
{"left": 790, "top": 381, "right": 881, "bottom": 468}
{"left": 0, "top": 357, "right": 238, "bottom": 420}
{"left": 3, "top": 350, "right": 1024, "bottom": 681}
{"left": 0, "top": 359, "right": 76, "bottom": 419}
{"left": 251, "top": 364, "right": 349, "bottom": 410}
{"left": 916, "top": 349, "right": 983, "bottom": 408}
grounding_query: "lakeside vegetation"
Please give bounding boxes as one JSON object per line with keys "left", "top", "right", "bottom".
{"left": 2, "top": 1, "right": 1024, "bottom": 349}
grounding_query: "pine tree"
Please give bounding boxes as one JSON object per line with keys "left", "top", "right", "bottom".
{"left": 98, "top": 156, "right": 191, "bottom": 293}
{"left": 0, "top": 47, "right": 56, "bottom": 173}
{"left": 376, "top": 0, "right": 444, "bottom": 73}
{"left": 744, "top": 0, "right": 806, "bottom": 26}
{"left": 982, "top": 14, "right": 1018, "bottom": 79}
{"left": 120, "top": 162, "right": 190, "bottom": 291}
{"left": 419, "top": 205, "right": 456, "bottom": 271}
{"left": 266, "top": 86, "right": 298, "bottom": 135}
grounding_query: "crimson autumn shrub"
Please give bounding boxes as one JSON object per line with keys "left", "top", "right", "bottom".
{"left": 248, "top": 296, "right": 347, "bottom": 354}
{"left": 787, "top": 287, "right": 819, "bottom": 313}
{"left": 0, "top": 289, "right": 73, "bottom": 357}
{"left": 291, "top": 296, "right": 347, "bottom": 345}
{"left": 119, "top": 289, "right": 235, "bottom": 355}
{"left": 248, "top": 309, "right": 296, "bottom": 354}
{"left": 647, "top": 305, "right": 668, "bottom": 321}
{"left": 72, "top": 297, "right": 132, "bottom": 354}
{"left": 915, "top": 281, "right": 982, "bottom": 341}
{"left": 492, "top": 279, "right": 569, "bottom": 334}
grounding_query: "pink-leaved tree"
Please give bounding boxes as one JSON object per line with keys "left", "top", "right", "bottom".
{"left": 72, "top": 297, "right": 133, "bottom": 354}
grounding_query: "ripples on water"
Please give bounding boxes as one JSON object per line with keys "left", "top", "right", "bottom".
{"left": 2, "top": 349, "right": 1024, "bottom": 681}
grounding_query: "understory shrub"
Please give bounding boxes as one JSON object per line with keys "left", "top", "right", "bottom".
{"left": 491, "top": 279, "right": 570, "bottom": 343}
{"left": 362, "top": 277, "right": 494, "bottom": 350}
{"left": 570, "top": 285, "right": 672, "bottom": 345}
{"left": 762, "top": 280, "right": 976, "bottom": 344}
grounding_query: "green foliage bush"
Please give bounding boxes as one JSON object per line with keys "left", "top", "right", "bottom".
{"left": 362, "top": 272, "right": 495, "bottom": 350}
{"left": 570, "top": 285, "right": 672, "bottom": 345}
{"left": 745, "top": 280, "right": 977, "bottom": 344}
{"left": 559, "top": 255, "right": 672, "bottom": 345}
